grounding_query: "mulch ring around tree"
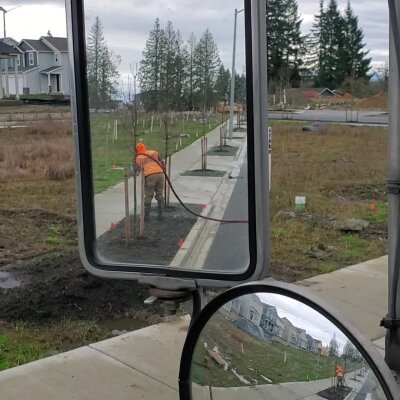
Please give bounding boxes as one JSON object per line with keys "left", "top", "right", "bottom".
{"left": 96, "top": 203, "right": 202, "bottom": 265}
{"left": 181, "top": 169, "right": 227, "bottom": 177}
{"left": 317, "top": 386, "right": 352, "bottom": 400}
{"left": 207, "top": 145, "right": 239, "bottom": 156}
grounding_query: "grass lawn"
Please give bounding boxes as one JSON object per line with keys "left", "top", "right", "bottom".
{"left": 90, "top": 111, "right": 223, "bottom": 193}
{"left": 269, "top": 121, "right": 388, "bottom": 281}
{"left": 0, "top": 321, "right": 107, "bottom": 371}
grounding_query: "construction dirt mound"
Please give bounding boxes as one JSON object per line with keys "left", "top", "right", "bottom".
{"left": 357, "top": 92, "right": 388, "bottom": 110}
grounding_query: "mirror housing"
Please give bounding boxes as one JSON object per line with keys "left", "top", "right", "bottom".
{"left": 66, "top": 0, "right": 269, "bottom": 289}
{"left": 179, "top": 281, "right": 399, "bottom": 399}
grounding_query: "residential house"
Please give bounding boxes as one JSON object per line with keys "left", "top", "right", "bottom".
{"left": 238, "top": 294, "right": 264, "bottom": 325}
{"left": 260, "top": 304, "right": 278, "bottom": 334}
{"left": 0, "top": 40, "right": 21, "bottom": 97}
{"left": 223, "top": 294, "right": 264, "bottom": 325}
{"left": 295, "top": 328, "right": 308, "bottom": 350}
{"left": 281, "top": 317, "right": 298, "bottom": 346}
{"left": 274, "top": 316, "right": 285, "bottom": 339}
{"left": 2, "top": 36, "right": 70, "bottom": 96}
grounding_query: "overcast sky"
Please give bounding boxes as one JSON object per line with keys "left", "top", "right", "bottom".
{"left": 257, "top": 293, "right": 350, "bottom": 351}
{"left": 5, "top": 0, "right": 389, "bottom": 83}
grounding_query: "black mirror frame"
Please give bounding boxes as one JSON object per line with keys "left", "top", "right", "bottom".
{"left": 179, "top": 280, "right": 400, "bottom": 400}
{"left": 66, "top": 0, "right": 269, "bottom": 286}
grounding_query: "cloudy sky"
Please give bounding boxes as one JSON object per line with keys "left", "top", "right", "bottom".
{"left": 5, "top": 0, "right": 389, "bottom": 82}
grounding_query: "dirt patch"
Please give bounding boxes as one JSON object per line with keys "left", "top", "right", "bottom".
{"left": 326, "top": 183, "right": 386, "bottom": 202}
{"left": 97, "top": 203, "right": 201, "bottom": 265}
{"left": 0, "top": 250, "right": 164, "bottom": 324}
{"left": 317, "top": 386, "right": 352, "bottom": 400}
{"left": 0, "top": 209, "right": 77, "bottom": 266}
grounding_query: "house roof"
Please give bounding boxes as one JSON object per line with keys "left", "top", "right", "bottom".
{"left": 0, "top": 41, "right": 19, "bottom": 56}
{"left": 40, "top": 66, "right": 62, "bottom": 74}
{"left": 22, "top": 39, "right": 52, "bottom": 52}
{"left": 41, "top": 37, "right": 68, "bottom": 52}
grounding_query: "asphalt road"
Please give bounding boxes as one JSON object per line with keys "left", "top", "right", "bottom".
{"left": 203, "top": 164, "right": 250, "bottom": 272}
{"left": 269, "top": 110, "right": 388, "bottom": 125}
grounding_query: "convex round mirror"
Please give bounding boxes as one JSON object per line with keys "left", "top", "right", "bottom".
{"left": 179, "top": 282, "right": 399, "bottom": 400}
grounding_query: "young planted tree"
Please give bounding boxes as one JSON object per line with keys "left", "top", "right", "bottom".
{"left": 86, "top": 16, "right": 120, "bottom": 109}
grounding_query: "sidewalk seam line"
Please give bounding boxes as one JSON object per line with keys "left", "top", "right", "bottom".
{"left": 88, "top": 345, "right": 178, "bottom": 392}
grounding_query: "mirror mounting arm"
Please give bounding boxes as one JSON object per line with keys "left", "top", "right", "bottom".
{"left": 381, "top": 316, "right": 400, "bottom": 330}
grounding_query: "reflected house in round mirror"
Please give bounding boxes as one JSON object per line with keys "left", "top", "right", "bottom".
{"left": 179, "top": 284, "right": 396, "bottom": 400}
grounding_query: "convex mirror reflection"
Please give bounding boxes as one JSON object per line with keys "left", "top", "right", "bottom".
{"left": 190, "top": 293, "right": 387, "bottom": 400}
{"left": 83, "top": 0, "right": 249, "bottom": 272}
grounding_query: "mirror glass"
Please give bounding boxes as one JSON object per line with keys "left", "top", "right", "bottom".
{"left": 190, "top": 293, "right": 387, "bottom": 399}
{"left": 83, "top": 0, "right": 249, "bottom": 272}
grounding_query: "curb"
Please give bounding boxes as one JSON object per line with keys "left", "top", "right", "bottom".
{"left": 170, "top": 134, "right": 248, "bottom": 269}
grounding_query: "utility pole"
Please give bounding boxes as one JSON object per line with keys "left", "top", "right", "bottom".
{"left": 228, "top": 8, "right": 244, "bottom": 140}
{"left": 384, "top": 0, "right": 400, "bottom": 376}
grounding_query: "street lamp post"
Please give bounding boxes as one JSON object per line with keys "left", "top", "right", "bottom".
{"left": 228, "top": 8, "right": 244, "bottom": 141}
{"left": 0, "top": 6, "right": 21, "bottom": 98}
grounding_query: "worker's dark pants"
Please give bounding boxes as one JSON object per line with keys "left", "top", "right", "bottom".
{"left": 145, "top": 173, "right": 164, "bottom": 207}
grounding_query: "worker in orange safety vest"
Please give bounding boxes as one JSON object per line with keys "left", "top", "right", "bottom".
{"left": 135, "top": 142, "right": 165, "bottom": 219}
{"left": 335, "top": 365, "right": 345, "bottom": 388}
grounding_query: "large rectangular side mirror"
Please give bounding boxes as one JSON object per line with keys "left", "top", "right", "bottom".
{"left": 66, "top": 0, "right": 269, "bottom": 289}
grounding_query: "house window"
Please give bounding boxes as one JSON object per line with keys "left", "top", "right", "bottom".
{"left": 55, "top": 53, "right": 59, "bottom": 63}
{"left": 17, "top": 56, "right": 20, "bottom": 66}
{"left": 28, "top": 53, "right": 34, "bottom": 66}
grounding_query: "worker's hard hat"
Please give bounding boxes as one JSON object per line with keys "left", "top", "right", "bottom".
{"left": 136, "top": 142, "right": 147, "bottom": 154}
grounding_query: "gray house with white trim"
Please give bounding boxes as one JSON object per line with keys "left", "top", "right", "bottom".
{"left": 1, "top": 36, "right": 70, "bottom": 96}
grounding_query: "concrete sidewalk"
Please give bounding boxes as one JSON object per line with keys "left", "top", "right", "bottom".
{"left": 0, "top": 256, "right": 390, "bottom": 399}
{"left": 94, "top": 123, "right": 245, "bottom": 237}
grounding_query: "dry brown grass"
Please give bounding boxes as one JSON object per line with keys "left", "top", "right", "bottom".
{"left": 271, "top": 123, "right": 387, "bottom": 216}
{"left": 0, "top": 123, "right": 73, "bottom": 181}
{"left": 45, "top": 161, "right": 75, "bottom": 181}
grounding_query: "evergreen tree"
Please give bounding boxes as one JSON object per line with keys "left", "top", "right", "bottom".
{"left": 139, "top": 18, "right": 165, "bottom": 111}
{"left": 304, "top": 0, "right": 325, "bottom": 84}
{"left": 159, "top": 21, "right": 178, "bottom": 112}
{"left": 342, "top": 0, "right": 371, "bottom": 81}
{"left": 329, "top": 334, "right": 339, "bottom": 358}
{"left": 316, "top": 0, "right": 345, "bottom": 88}
{"left": 193, "top": 29, "right": 220, "bottom": 110}
{"left": 172, "top": 30, "right": 188, "bottom": 110}
{"left": 266, "top": 0, "right": 304, "bottom": 93}
{"left": 87, "top": 16, "right": 120, "bottom": 109}
{"left": 185, "top": 33, "right": 197, "bottom": 110}
{"left": 214, "top": 65, "right": 231, "bottom": 103}
{"left": 234, "top": 73, "right": 246, "bottom": 105}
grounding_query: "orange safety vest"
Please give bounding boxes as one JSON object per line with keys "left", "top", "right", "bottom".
{"left": 335, "top": 366, "right": 344, "bottom": 378}
{"left": 136, "top": 150, "right": 163, "bottom": 177}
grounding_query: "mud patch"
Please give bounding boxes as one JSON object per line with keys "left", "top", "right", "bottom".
{"left": 0, "top": 250, "right": 164, "bottom": 323}
{"left": 0, "top": 209, "right": 77, "bottom": 266}
{"left": 0, "top": 271, "right": 20, "bottom": 289}
{"left": 97, "top": 203, "right": 202, "bottom": 265}
{"left": 317, "top": 386, "right": 352, "bottom": 400}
